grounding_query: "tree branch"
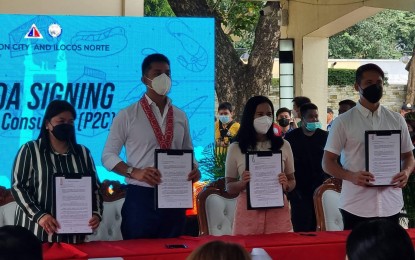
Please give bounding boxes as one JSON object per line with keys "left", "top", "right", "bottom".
{"left": 249, "top": 2, "right": 280, "bottom": 78}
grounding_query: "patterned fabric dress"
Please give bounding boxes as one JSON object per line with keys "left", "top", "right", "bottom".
{"left": 225, "top": 140, "right": 294, "bottom": 235}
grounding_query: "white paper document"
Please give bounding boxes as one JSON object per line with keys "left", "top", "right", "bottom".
{"left": 55, "top": 176, "right": 93, "bottom": 234}
{"left": 156, "top": 150, "right": 193, "bottom": 209}
{"left": 247, "top": 152, "right": 284, "bottom": 208}
{"left": 366, "top": 131, "right": 401, "bottom": 186}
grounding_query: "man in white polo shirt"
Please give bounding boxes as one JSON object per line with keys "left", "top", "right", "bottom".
{"left": 322, "top": 63, "right": 415, "bottom": 230}
{"left": 102, "top": 53, "right": 200, "bottom": 239}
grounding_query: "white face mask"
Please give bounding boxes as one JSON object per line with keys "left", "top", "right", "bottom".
{"left": 146, "top": 73, "right": 171, "bottom": 96}
{"left": 253, "top": 116, "right": 273, "bottom": 134}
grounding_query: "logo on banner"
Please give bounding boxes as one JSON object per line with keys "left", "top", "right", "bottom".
{"left": 48, "top": 23, "right": 62, "bottom": 38}
{"left": 24, "top": 24, "right": 43, "bottom": 39}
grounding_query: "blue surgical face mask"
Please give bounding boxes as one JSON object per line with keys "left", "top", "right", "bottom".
{"left": 218, "top": 115, "right": 230, "bottom": 124}
{"left": 305, "top": 121, "right": 322, "bottom": 132}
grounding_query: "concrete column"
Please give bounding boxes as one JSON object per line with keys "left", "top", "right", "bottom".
{"left": 0, "top": 0, "right": 144, "bottom": 16}
{"left": 123, "top": 0, "right": 144, "bottom": 16}
{"left": 302, "top": 37, "right": 329, "bottom": 127}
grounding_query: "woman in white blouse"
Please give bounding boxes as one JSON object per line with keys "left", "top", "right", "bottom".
{"left": 225, "top": 95, "right": 296, "bottom": 235}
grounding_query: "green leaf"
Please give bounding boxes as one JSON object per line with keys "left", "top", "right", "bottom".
{"left": 329, "top": 10, "right": 415, "bottom": 59}
{"left": 198, "top": 143, "right": 227, "bottom": 181}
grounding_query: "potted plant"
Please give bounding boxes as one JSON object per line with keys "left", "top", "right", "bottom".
{"left": 198, "top": 143, "right": 227, "bottom": 181}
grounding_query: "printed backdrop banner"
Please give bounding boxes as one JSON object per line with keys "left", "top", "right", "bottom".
{"left": 0, "top": 14, "right": 215, "bottom": 187}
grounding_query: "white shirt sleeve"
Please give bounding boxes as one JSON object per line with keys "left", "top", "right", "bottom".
{"left": 181, "top": 112, "right": 193, "bottom": 150}
{"left": 180, "top": 112, "right": 197, "bottom": 166}
{"left": 324, "top": 116, "right": 346, "bottom": 156}
{"left": 282, "top": 140, "right": 295, "bottom": 175}
{"left": 225, "top": 142, "right": 241, "bottom": 179}
{"left": 101, "top": 109, "right": 128, "bottom": 171}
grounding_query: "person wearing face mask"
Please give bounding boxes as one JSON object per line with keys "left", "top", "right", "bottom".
{"left": 292, "top": 96, "right": 311, "bottom": 128}
{"left": 11, "top": 100, "right": 103, "bottom": 243}
{"left": 215, "top": 102, "right": 240, "bottom": 148}
{"left": 323, "top": 63, "right": 415, "bottom": 230}
{"left": 284, "top": 102, "right": 329, "bottom": 232}
{"left": 225, "top": 96, "right": 296, "bottom": 235}
{"left": 276, "top": 107, "right": 294, "bottom": 138}
{"left": 102, "top": 53, "right": 200, "bottom": 239}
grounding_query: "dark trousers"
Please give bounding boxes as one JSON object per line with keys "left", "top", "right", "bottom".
{"left": 290, "top": 196, "right": 317, "bottom": 232}
{"left": 340, "top": 209, "right": 400, "bottom": 230}
{"left": 121, "top": 185, "right": 186, "bottom": 239}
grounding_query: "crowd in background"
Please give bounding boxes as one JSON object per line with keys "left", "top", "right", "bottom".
{"left": 3, "top": 56, "right": 415, "bottom": 260}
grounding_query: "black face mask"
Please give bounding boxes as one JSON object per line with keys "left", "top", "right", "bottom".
{"left": 278, "top": 118, "right": 290, "bottom": 127}
{"left": 361, "top": 84, "right": 383, "bottom": 104}
{"left": 51, "top": 123, "right": 75, "bottom": 142}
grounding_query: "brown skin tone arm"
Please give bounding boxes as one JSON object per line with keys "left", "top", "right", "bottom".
{"left": 112, "top": 161, "right": 200, "bottom": 187}
{"left": 282, "top": 172, "right": 296, "bottom": 192}
{"left": 39, "top": 214, "right": 101, "bottom": 234}
{"left": 187, "top": 165, "right": 201, "bottom": 183}
{"left": 322, "top": 151, "right": 375, "bottom": 186}
{"left": 112, "top": 162, "right": 162, "bottom": 186}
{"left": 38, "top": 214, "right": 60, "bottom": 235}
{"left": 226, "top": 171, "right": 296, "bottom": 195}
{"left": 323, "top": 150, "right": 415, "bottom": 187}
{"left": 226, "top": 171, "right": 251, "bottom": 195}
{"left": 391, "top": 151, "right": 414, "bottom": 188}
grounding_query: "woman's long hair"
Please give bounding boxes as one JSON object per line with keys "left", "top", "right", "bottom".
{"left": 234, "top": 95, "right": 283, "bottom": 153}
{"left": 37, "top": 100, "right": 77, "bottom": 151}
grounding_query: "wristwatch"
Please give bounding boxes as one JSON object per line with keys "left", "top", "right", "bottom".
{"left": 126, "top": 166, "right": 134, "bottom": 178}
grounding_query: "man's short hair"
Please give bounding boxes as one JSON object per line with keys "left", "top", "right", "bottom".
{"left": 300, "top": 102, "right": 318, "bottom": 118}
{"left": 292, "top": 96, "right": 311, "bottom": 107}
{"left": 402, "top": 103, "right": 413, "bottom": 111}
{"left": 346, "top": 219, "right": 415, "bottom": 260}
{"left": 0, "top": 225, "right": 42, "bottom": 260}
{"left": 355, "top": 63, "right": 384, "bottom": 84}
{"left": 276, "top": 107, "right": 291, "bottom": 117}
{"left": 339, "top": 99, "right": 357, "bottom": 107}
{"left": 327, "top": 108, "right": 333, "bottom": 114}
{"left": 141, "top": 53, "right": 170, "bottom": 76}
{"left": 218, "top": 102, "right": 233, "bottom": 112}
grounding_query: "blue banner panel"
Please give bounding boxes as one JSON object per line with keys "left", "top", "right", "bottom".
{"left": 0, "top": 15, "right": 215, "bottom": 187}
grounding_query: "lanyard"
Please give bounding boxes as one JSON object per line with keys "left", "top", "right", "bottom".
{"left": 140, "top": 96, "right": 174, "bottom": 149}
